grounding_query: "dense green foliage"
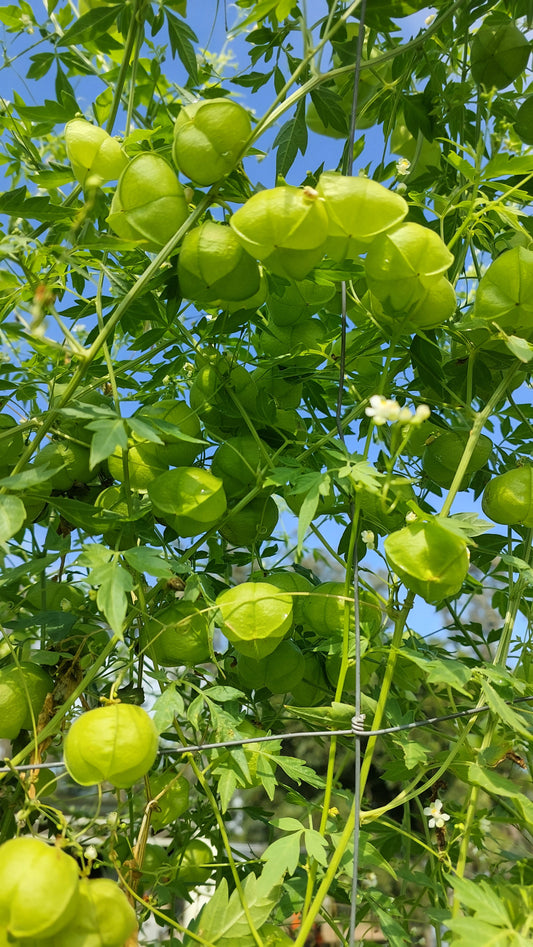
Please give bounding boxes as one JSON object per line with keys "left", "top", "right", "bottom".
{"left": 0, "top": 0, "right": 532, "bottom": 944}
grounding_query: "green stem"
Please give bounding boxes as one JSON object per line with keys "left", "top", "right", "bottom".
{"left": 452, "top": 527, "right": 533, "bottom": 904}
{"left": 293, "top": 590, "right": 415, "bottom": 947}
{"left": 186, "top": 754, "right": 264, "bottom": 947}
{"left": 439, "top": 365, "right": 519, "bottom": 518}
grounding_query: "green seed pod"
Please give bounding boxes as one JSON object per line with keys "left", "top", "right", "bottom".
{"left": 64, "top": 703, "right": 159, "bottom": 788}
{"left": 316, "top": 172, "right": 408, "bottom": 260}
{"left": 211, "top": 435, "right": 270, "bottom": 499}
{"left": 190, "top": 359, "right": 260, "bottom": 437}
{"left": 219, "top": 493, "right": 279, "bottom": 547}
{"left": 267, "top": 278, "right": 336, "bottom": 327}
{"left": 136, "top": 399, "right": 202, "bottom": 468}
{"left": 149, "top": 771, "right": 190, "bottom": 830}
{"left": 0, "top": 837, "right": 80, "bottom": 941}
{"left": 0, "top": 662, "right": 53, "bottom": 740}
{"left": 365, "top": 222, "right": 454, "bottom": 314}
{"left": 34, "top": 441, "right": 93, "bottom": 492}
{"left": 148, "top": 467, "right": 227, "bottom": 537}
{"left": 140, "top": 600, "right": 211, "bottom": 666}
{"left": 108, "top": 439, "right": 168, "bottom": 493}
{"left": 288, "top": 652, "right": 330, "bottom": 706}
{"left": 257, "top": 317, "right": 328, "bottom": 366}
{"left": 384, "top": 519, "right": 470, "bottom": 603}
{"left": 473, "top": 246, "right": 533, "bottom": 340}
{"left": 422, "top": 431, "right": 493, "bottom": 490}
{"left": 108, "top": 153, "right": 189, "bottom": 252}
{"left": 252, "top": 364, "right": 303, "bottom": 409}
{"left": 216, "top": 581, "right": 293, "bottom": 659}
{"left": 41, "top": 876, "right": 138, "bottom": 947}
{"left": 481, "top": 466, "right": 533, "bottom": 527}
{"left": 515, "top": 96, "right": 533, "bottom": 145}
{"left": 65, "top": 118, "right": 128, "bottom": 187}
{"left": 178, "top": 221, "right": 261, "bottom": 303}
{"left": 470, "top": 20, "right": 530, "bottom": 90}
{"left": 172, "top": 97, "right": 251, "bottom": 185}
{"left": 230, "top": 186, "right": 329, "bottom": 280}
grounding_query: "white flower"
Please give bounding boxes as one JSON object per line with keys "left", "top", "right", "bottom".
{"left": 365, "top": 395, "right": 402, "bottom": 425}
{"left": 425, "top": 14, "right": 436, "bottom": 26}
{"left": 412, "top": 404, "right": 431, "bottom": 424}
{"left": 423, "top": 799, "right": 450, "bottom": 829}
{"left": 361, "top": 529, "right": 375, "bottom": 549}
{"left": 362, "top": 871, "right": 378, "bottom": 888}
{"left": 405, "top": 511, "right": 417, "bottom": 523}
{"left": 396, "top": 157, "right": 411, "bottom": 175}
{"left": 84, "top": 844, "right": 98, "bottom": 861}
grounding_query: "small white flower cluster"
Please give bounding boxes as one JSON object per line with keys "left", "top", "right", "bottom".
{"left": 365, "top": 395, "right": 431, "bottom": 427}
{"left": 423, "top": 798, "right": 451, "bottom": 829}
{"left": 361, "top": 529, "right": 375, "bottom": 549}
{"left": 396, "top": 157, "right": 411, "bottom": 176}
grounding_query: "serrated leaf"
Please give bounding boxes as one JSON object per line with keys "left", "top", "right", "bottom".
{"left": 126, "top": 416, "right": 165, "bottom": 444}
{"left": 273, "top": 99, "right": 307, "bottom": 178}
{"left": 89, "top": 418, "right": 128, "bottom": 468}
{"left": 502, "top": 334, "right": 533, "bottom": 362}
{"left": 501, "top": 554, "right": 533, "bottom": 586}
{"left": 152, "top": 683, "right": 185, "bottom": 732}
{"left": 262, "top": 832, "right": 301, "bottom": 875}
{"left": 217, "top": 767, "right": 238, "bottom": 813}
{"left": 447, "top": 511, "right": 494, "bottom": 539}
{"left": 480, "top": 680, "right": 533, "bottom": 742}
{"left": 274, "top": 754, "right": 325, "bottom": 788}
{"left": 0, "top": 467, "right": 53, "bottom": 490}
{"left": 58, "top": 5, "right": 119, "bottom": 45}
{"left": 448, "top": 875, "right": 513, "bottom": 926}
{"left": 467, "top": 764, "right": 533, "bottom": 827}
{"left": 166, "top": 10, "right": 198, "bottom": 83}
{"left": 91, "top": 560, "right": 133, "bottom": 638}
{"left": 0, "top": 495, "right": 25, "bottom": 541}
{"left": 122, "top": 547, "right": 173, "bottom": 578}
{"left": 192, "top": 878, "right": 229, "bottom": 945}
{"left": 304, "top": 828, "right": 328, "bottom": 866}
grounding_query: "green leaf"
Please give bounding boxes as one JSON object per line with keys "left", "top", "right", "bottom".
{"left": 304, "top": 828, "right": 328, "bottom": 866}
{"left": 262, "top": 831, "right": 302, "bottom": 875}
{"left": 86, "top": 558, "right": 133, "bottom": 638}
{"left": 467, "top": 764, "right": 533, "bottom": 827}
{"left": 310, "top": 87, "right": 348, "bottom": 135}
{"left": 217, "top": 767, "right": 239, "bottom": 813}
{"left": 122, "top": 547, "right": 173, "bottom": 578}
{"left": 405, "top": 654, "right": 472, "bottom": 695}
{"left": 273, "top": 98, "right": 308, "bottom": 179}
{"left": 88, "top": 418, "right": 128, "bottom": 468}
{"left": 191, "top": 878, "right": 230, "bottom": 946}
{"left": 166, "top": 11, "right": 198, "bottom": 83}
{"left": 0, "top": 467, "right": 53, "bottom": 490}
{"left": 448, "top": 875, "right": 513, "bottom": 927}
{"left": 152, "top": 683, "right": 185, "bottom": 732}
{"left": 0, "top": 495, "right": 25, "bottom": 541}
{"left": 58, "top": 6, "right": 120, "bottom": 46}
{"left": 481, "top": 679, "right": 533, "bottom": 742}
{"left": 274, "top": 755, "right": 325, "bottom": 788}
{"left": 0, "top": 188, "right": 76, "bottom": 221}
{"left": 502, "top": 334, "right": 533, "bottom": 362}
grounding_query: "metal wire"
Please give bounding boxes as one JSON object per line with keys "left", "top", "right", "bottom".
{"left": 4, "top": 695, "right": 531, "bottom": 772}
